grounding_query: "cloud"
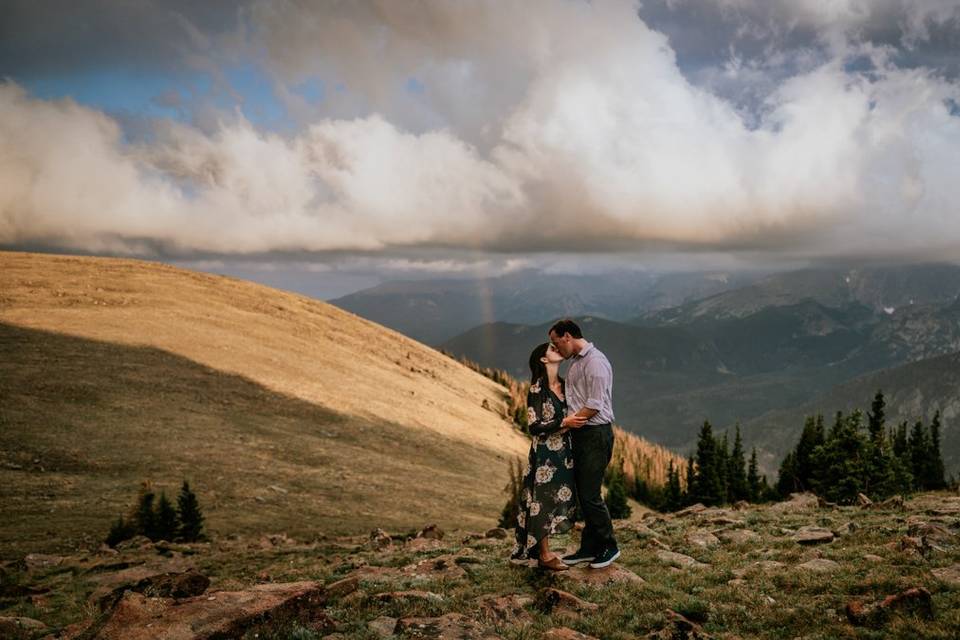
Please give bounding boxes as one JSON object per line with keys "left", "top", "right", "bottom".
{"left": 2, "top": 0, "right": 960, "bottom": 261}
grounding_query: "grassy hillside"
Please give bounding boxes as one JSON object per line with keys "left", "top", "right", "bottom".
{"left": 0, "top": 251, "right": 529, "bottom": 557}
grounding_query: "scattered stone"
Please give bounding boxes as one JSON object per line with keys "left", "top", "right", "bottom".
{"left": 846, "top": 587, "right": 934, "bottom": 626}
{"left": 542, "top": 628, "right": 599, "bottom": 640}
{"left": 324, "top": 576, "right": 359, "bottom": 600}
{"left": 857, "top": 493, "right": 873, "bottom": 507}
{"left": 863, "top": 554, "right": 884, "bottom": 563}
{"left": 402, "top": 554, "right": 467, "bottom": 580}
{"left": 876, "top": 495, "right": 905, "bottom": 510}
{"left": 96, "top": 569, "right": 211, "bottom": 611}
{"left": 72, "top": 581, "right": 330, "bottom": 640}
{"left": 485, "top": 527, "right": 508, "bottom": 539}
{"left": 648, "top": 538, "right": 672, "bottom": 551}
{"left": 797, "top": 558, "right": 841, "bottom": 573}
{"left": 396, "top": 613, "right": 499, "bottom": 639}
{"left": 418, "top": 524, "right": 445, "bottom": 540}
{"left": 675, "top": 503, "right": 707, "bottom": 517}
{"left": 908, "top": 522, "right": 955, "bottom": 543}
{"left": 115, "top": 536, "right": 153, "bottom": 552}
{"left": 537, "top": 588, "right": 599, "bottom": 617}
{"left": 405, "top": 537, "right": 446, "bottom": 552}
{"left": 22, "top": 553, "right": 65, "bottom": 572}
{"left": 732, "top": 500, "right": 750, "bottom": 511}
{"left": 655, "top": 551, "right": 708, "bottom": 569}
{"left": 0, "top": 616, "right": 48, "bottom": 636}
{"left": 727, "top": 578, "right": 747, "bottom": 588}
{"left": 473, "top": 594, "right": 534, "bottom": 625}
{"left": 646, "top": 609, "right": 713, "bottom": 639}
{"left": 375, "top": 590, "right": 444, "bottom": 605}
{"left": 557, "top": 563, "right": 644, "bottom": 586}
{"left": 793, "top": 526, "right": 834, "bottom": 545}
{"left": 368, "top": 615, "right": 399, "bottom": 638}
{"left": 834, "top": 522, "right": 858, "bottom": 537}
{"left": 718, "top": 529, "right": 760, "bottom": 545}
{"left": 685, "top": 530, "right": 720, "bottom": 548}
{"left": 622, "top": 522, "right": 658, "bottom": 538}
{"left": 259, "top": 533, "right": 296, "bottom": 549}
{"left": 769, "top": 493, "right": 819, "bottom": 514}
{"left": 931, "top": 563, "right": 960, "bottom": 588}
{"left": 369, "top": 528, "right": 393, "bottom": 551}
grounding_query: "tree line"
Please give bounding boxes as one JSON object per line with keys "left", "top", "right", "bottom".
{"left": 106, "top": 480, "right": 205, "bottom": 547}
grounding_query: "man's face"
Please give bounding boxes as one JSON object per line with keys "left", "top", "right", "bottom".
{"left": 549, "top": 330, "right": 574, "bottom": 359}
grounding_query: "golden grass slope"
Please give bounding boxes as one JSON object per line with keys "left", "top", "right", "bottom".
{"left": 0, "top": 251, "right": 528, "bottom": 555}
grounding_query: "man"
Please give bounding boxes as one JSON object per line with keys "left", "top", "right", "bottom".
{"left": 548, "top": 318, "right": 619, "bottom": 569}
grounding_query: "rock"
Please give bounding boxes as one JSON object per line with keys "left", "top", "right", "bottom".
{"left": 675, "top": 503, "right": 707, "bottom": 518}
{"left": 22, "top": 553, "right": 65, "bottom": 572}
{"left": 114, "top": 536, "right": 154, "bottom": 552}
{"left": 402, "top": 554, "right": 468, "bottom": 580}
{"left": 473, "top": 594, "right": 534, "bottom": 625}
{"left": 908, "top": 522, "right": 955, "bottom": 543}
{"left": 857, "top": 493, "right": 873, "bottom": 507}
{"left": 648, "top": 538, "right": 672, "bottom": 551}
{"left": 621, "top": 522, "right": 658, "bottom": 538}
{"left": 72, "top": 581, "right": 330, "bottom": 640}
{"left": 655, "top": 551, "right": 708, "bottom": 569}
{"left": 876, "top": 495, "right": 905, "bottom": 510}
{"left": 542, "top": 628, "right": 599, "bottom": 640}
{"left": 834, "top": 522, "right": 858, "bottom": 537}
{"left": 97, "top": 569, "right": 211, "bottom": 611}
{"left": 846, "top": 587, "right": 934, "bottom": 626}
{"left": 485, "top": 527, "right": 508, "bottom": 539}
{"left": 557, "top": 564, "right": 645, "bottom": 586}
{"left": 793, "top": 526, "right": 834, "bottom": 545}
{"left": 375, "top": 590, "right": 444, "bottom": 605}
{"left": 324, "top": 576, "right": 359, "bottom": 600}
{"left": 395, "top": 613, "right": 499, "bottom": 639}
{"left": 537, "top": 588, "right": 599, "bottom": 617}
{"left": 0, "top": 616, "right": 48, "bottom": 636}
{"left": 369, "top": 528, "right": 393, "bottom": 550}
{"left": 727, "top": 578, "right": 747, "bottom": 587}
{"left": 863, "top": 554, "right": 884, "bottom": 563}
{"left": 368, "top": 615, "right": 399, "bottom": 638}
{"left": 931, "top": 563, "right": 960, "bottom": 588}
{"left": 768, "top": 493, "right": 819, "bottom": 513}
{"left": 718, "top": 529, "right": 760, "bottom": 545}
{"left": 87, "top": 557, "right": 198, "bottom": 605}
{"left": 418, "top": 524, "right": 445, "bottom": 540}
{"left": 405, "top": 538, "right": 446, "bottom": 552}
{"left": 797, "top": 558, "right": 841, "bottom": 573}
{"left": 684, "top": 530, "right": 720, "bottom": 548}
{"left": 732, "top": 500, "right": 750, "bottom": 511}
{"left": 646, "top": 609, "right": 714, "bottom": 639}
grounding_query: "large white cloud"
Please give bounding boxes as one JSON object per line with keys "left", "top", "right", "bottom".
{"left": 1, "top": 0, "right": 959, "bottom": 259}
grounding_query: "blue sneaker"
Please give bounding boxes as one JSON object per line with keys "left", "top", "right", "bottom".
{"left": 561, "top": 550, "right": 595, "bottom": 566}
{"left": 589, "top": 546, "right": 620, "bottom": 569}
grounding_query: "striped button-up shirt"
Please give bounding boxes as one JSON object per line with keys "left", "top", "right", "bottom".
{"left": 565, "top": 342, "right": 615, "bottom": 425}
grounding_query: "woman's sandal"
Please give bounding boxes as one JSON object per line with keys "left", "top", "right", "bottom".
{"left": 537, "top": 555, "right": 570, "bottom": 571}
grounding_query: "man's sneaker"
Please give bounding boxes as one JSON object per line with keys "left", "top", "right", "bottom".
{"left": 588, "top": 546, "right": 620, "bottom": 569}
{"left": 561, "top": 550, "right": 595, "bottom": 566}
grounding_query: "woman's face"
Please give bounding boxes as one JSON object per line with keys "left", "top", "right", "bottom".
{"left": 543, "top": 343, "right": 565, "bottom": 364}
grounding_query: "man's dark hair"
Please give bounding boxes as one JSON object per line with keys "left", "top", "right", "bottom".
{"left": 549, "top": 319, "right": 583, "bottom": 339}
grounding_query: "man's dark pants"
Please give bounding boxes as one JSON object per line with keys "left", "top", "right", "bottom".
{"left": 572, "top": 422, "right": 617, "bottom": 554}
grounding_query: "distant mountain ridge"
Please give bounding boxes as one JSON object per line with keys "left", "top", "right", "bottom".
{"left": 331, "top": 269, "right": 764, "bottom": 344}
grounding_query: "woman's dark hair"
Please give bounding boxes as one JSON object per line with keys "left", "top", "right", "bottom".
{"left": 549, "top": 318, "right": 583, "bottom": 339}
{"left": 528, "top": 342, "right": 550, "bottom": 385}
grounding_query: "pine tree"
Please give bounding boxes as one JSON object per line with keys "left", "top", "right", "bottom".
{"left": 135, "top": 489, "right": 158, "bottom": 540}
{"left": 747, "top": 448, "right": 761, "bottom": 503}
{"left": 691, "top": 421, "right": 724, "bottom": 506}
{"left": 684, "top": 456, "right": 696, "bottom": 506}
{"left": 665, "top": 460, "right": 684, "bottom": 512}
{"left": 908, "top": 420, "right": 930, "bottom": 491}
{"left": 606, "top": 471, "right": 632, "bottom": 519}
{"left": 892, "top": 421, "right": 910, "bottom": 460}
{"left": 776, "top": 452, "right": 797, "bottom": 497}
{"left": 863, "top": 391, "right": 894, "bottom": 499}
{"left": 105, "top": 517, "right": 137, "bottom": 548}
{"left": 867, "top": 390, "right": 886, "bottom": 444}
{"left": 177, "top": 480, "right": 205, "bottom": 542}
{"left": 154, "top": 492, "right": 179, "bottom": 542}
{"left": 726, "top": 426, "right": 748, "bottom": 502}
{"left": 811, "top": 410, "right": 868, "bottom": 504}
{"left": 929, "top": 411, "right": 947, "bottom": 490}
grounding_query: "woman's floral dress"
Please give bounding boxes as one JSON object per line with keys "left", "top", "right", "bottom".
{"left": 511, "top": 377, "right": 576, "bottom": 560}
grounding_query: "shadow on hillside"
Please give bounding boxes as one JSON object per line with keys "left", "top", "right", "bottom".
{"left": 0, "top": 322, "right": 516, "bottom": 557}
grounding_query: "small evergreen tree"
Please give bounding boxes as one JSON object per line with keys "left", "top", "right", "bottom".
{"left": 606, "top": 471, "right": 632, "bottom": 519}
{"left": 908, "top": 420, "right": 930, "bottom": 491}
{"left": 105, "top": 517, "right": 137, "bottom": 548}
{"left": 727, "top": 426, "right": 749, "bottom": 502}
{"left": 747, "top": 448, "right": 762, "bottom": 502}
{"left": 177, "top": 480, "right": 205, "bottom": 542}
{"left": 811, "top": 410, "right": 868, "bottom": 504}
{"left": 867, "top": 390, "right": 886, "bottom": 443}
{"left": 691, "top": 421, "right": 724, "bottom": 506}
{"left": 776, "top": 451, "right": 797, "bottom": 497}
{"left": 135, "top": 489, "right": 159, "bottom": 540}
{"left": 929, "top": 411, "right": 947, "bottom": 490}
{"left": 154, "top": 492, "right": 179, "bottom": 542}
{"left": 892, "top": 421, "right": 910, "bottom": 460}
{"left": 684, "top": 456, "right": 696, "bottom": 506}
{"left": 665, "top": 460, "right": 684, "bottom": 512}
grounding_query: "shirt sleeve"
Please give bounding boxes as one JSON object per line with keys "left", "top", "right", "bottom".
{"left": 526, "top": 386, "right": 563, "bottom": 436}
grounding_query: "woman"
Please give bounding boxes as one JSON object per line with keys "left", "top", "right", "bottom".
{"left": 511, "top": 342, "right": 587, "bottom": 570}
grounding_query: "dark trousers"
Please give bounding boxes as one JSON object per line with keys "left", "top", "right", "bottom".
{"left": 572, "top": 423, "right": 617, "bottom": 554}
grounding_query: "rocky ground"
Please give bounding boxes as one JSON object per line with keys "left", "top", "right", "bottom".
{"left": 2, "top": 492, "right": 959, "bottom": 639}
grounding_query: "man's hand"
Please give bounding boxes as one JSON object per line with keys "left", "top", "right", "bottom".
{"left": 561, "top": 415, "right": 588, "bottom": 429}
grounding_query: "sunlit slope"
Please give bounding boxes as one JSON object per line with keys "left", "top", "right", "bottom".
{"left": 0, "top": 251, "right": 528, "bottom": 553}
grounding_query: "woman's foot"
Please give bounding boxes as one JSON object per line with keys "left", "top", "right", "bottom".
{"left": 537, "top": 554, "right": 570, "bottom": 571}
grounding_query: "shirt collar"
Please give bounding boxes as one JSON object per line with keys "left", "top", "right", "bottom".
{"left": 574, "top": 341, "right": 594, "bottom": 358}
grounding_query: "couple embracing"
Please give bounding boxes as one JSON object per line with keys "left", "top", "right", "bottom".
{"left": 511, "top": 319, "right": 620, "bottom": 571}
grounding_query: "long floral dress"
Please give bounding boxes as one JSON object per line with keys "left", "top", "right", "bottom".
{"left": 511, "top": 377, "right": 577, "bottom": 560}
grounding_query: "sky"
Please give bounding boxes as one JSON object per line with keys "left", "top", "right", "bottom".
{"left": 2, "top": 0, "right": 960, "bottom": 297}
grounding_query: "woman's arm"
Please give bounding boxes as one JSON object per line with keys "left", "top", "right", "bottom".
{"left": 526, "top": 386, "right": 564, "bottom": 436}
